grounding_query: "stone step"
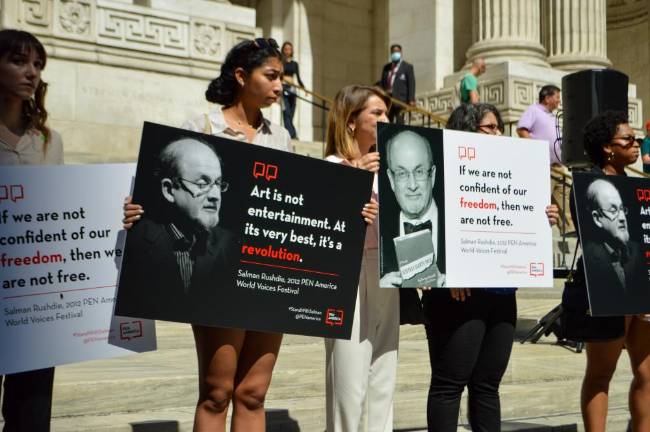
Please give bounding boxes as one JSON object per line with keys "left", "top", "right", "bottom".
{"left": 4, "top": 296, "right": 631, "bottom": 432}
{"left": 39, "top": 312, "right": 636, "bottom": 432}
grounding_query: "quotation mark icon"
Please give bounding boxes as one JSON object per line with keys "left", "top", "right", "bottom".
{"left": 253, "top": 162, "right": 279, "bottom": 181}
{"left": 0, "top": 185, "right": 24, "bottom": 203}
{"left": 458, "top": 147, "right": 476, "bottom": 160}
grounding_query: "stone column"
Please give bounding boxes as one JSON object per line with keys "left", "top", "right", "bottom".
{"left": 466, "top": 0, "right": 548, "bottom": 67}
{"left": 543, "top": 0, "right": 611, "bottom": 70}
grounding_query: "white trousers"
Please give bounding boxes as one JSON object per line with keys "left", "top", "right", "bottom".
{"left": 325, "top": 249, "right": 400, "bottom": 432}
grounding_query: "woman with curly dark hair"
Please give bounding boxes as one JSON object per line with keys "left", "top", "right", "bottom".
{"left": 576, "top": 110, "right": 650, "bottom": 432}
{"left": 124, "top": 38, "right": 291, "bottom": 431}
{"left": 0, "top": 28, "right": 63, "bottom": 431}
{"left": 424, "top": 103, "right": 558, "bottom": 432}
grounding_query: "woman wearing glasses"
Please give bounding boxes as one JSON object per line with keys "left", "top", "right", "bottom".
{"left": 323, "top": 85, "right": 393, "bottom": 432}
{"left": 124, "top": 38, "right": 291, "bottom": 431}
{"left": 423, "top": 103, "right": 559, "bottom": 432}
{"left": 0, "top": 29, "right": 63, "bottom": 431}
{"left": 576, "top": 111, "right": 650, "bottom": 432}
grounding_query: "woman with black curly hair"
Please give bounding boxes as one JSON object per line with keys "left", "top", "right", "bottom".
{"left": 576, "top": 111, "right": 650, "bottom": 432}
{"left": 124, "top": 38, "right": 291, "bottom": 432}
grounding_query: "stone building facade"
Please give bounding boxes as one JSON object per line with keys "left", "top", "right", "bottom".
{"left": 1, "top": 0, "right": 648, "bottom": 160}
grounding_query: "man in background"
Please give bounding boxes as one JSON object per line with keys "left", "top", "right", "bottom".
{"left": 517, "top": 84, "right": 574, "bottom": 235}
{"left": 459, "top": 58, "right": 486, "bottom": 104}
{"left": 380, "top": 44, "right": 416, "bottom": 124}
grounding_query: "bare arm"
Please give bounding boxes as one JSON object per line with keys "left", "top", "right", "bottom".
{"left": 469, "top": 90, "right": 479, "bottom": 104}
{"left": 517, "top": 128, "right": 532, "bottom": 138}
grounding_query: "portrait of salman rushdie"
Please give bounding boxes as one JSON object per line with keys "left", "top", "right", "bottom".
{"left": 116, "top": 137, "right": 237, "bottom": 325}
{"left": 379, "top": 128, "right": 446, "bottom": 288}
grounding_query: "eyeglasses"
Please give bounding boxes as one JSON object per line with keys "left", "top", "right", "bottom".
{"left": 610, "top": 135, "right": 637, "bottom": 148}
{"left": 596, "top": 205, "right": 628, "bottom": 220}
{"left": 178, "top": 177, "right": 229, "bottom": 197}
{"left": 253, "top": 38, "right": 279, "bottom": 50}
{"left": 478, "top": 123, "right": 502, "bottom": 134}
{"left": 389, "top": 167, "right": 432, "bottom": 183}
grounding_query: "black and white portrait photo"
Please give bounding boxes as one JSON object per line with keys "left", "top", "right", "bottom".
{"left": 378, "top": 124, "right": 446, "bottom": 288}
{"left": 574, "top": 174, "right": 650, "bottom": 316}
{"left": 116, "top": 135, "right": 237, "bottom": 325}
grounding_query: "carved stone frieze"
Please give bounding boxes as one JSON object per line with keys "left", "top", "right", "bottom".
{"left": 191, "top": 19, "right": 225, "bottom": 61}
{"left": 2, "top": 0, "right": 257, "bottom": 78}
{"left": 55, "top": 0, "right": 94, "bottom": 40}
{"left": 482, "top": 81, "right": 505, "bottom": 106}
{"left": 97, "top": 7, "right": 188, "bottom": 56}
{"left": 19, "top": 0, "right": 52, "bottom": 32}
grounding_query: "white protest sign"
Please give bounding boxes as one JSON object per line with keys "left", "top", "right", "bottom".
{"left": 1, "top": 163, "right": 156, "bottom": 374}
{"left": 443, "top": 129, "right": 553, "bottom": 287}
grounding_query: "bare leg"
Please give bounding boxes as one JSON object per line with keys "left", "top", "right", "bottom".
{"left": 625, "top": 316, "right": 650, "bottom": 431}
{"left": 192, "top": 325, "right": 246, "bottom": 432}
{"left": 581, "top": 337, "right": 625, "bottom": 432}
{"left": 231, "top": 330, "right": 283, "bottom": 432}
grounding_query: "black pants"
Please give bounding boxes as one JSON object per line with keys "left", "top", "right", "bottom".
{"left": 388, "top": 104, "right": 405, "bottom": 124}
{"left": 282, "top": 92, "right": 298, "bottom": 139}
{"left": 423, "top": 290, "right": 516, "bottom": 432}
{"left": 1, "top": 368, "right": 55, "bottom": 432}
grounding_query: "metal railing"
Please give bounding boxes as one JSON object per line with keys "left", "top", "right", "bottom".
{"left": 281, "top": 78, "right": 331, "bottom": 145}
{"left": 281, "top": 79, "right": 448, "bottom": 143}
{"left": 385, "top": 95, "right": 448, "bottom": 128}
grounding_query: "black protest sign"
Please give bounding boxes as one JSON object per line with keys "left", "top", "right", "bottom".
{"left": 115, "top": 122, "right": 372, "bottom": 338}
{"left": 573, "top": 172, "right": 650, "bottom": 316}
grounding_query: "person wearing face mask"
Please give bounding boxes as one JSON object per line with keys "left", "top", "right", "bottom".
{"left": 379, "top": 44, "right": 415, "bottom": 124}
{"left": 123, "top": 38, "right": 293, "bottom": 432}
{"left": 323, "top": 85, "right": 396, "bottom": 432}
{"left": 0, "top": 29, "right": 64, "bottom": 432}
{"left": 422, "top": 103, "right": 559, "bottom": 432}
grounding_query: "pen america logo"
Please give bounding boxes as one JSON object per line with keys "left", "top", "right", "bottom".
{"left": 325, "top": 308, "right": 344, "bottom": 326}
{"left": 119, "top": 320, "right": 143, "bottom": 340}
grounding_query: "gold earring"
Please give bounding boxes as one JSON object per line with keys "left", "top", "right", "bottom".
{"left": 606, "top": 152, "right": 614, "bottom": 162}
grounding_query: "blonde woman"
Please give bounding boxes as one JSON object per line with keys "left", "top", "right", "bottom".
{"left": 324, "top": 85, "right": 395, "bottom": 432}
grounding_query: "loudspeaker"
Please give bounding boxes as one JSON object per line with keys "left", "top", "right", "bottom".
{"left": 561, "top": 69, "right": 628, "bottom": 167}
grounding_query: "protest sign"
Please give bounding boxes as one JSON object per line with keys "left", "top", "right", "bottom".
{"left": 1, "top": 164, "right": 156, "bottom": 375}
{"left": 378, "top": 124, "right": 553, "bottom": 288}
{"left": 115, "top": 122, "right": 372, "bottom": 339}
{"left": 573, "top": 172, "right": 650, "bottom": 316}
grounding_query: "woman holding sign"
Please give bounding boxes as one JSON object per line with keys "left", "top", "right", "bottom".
{"left": 323, "top": 85, "right": 392, "bottom": 432}
{"left": 124, "top": 39, "right": 292, "bottom": 431}
{"left": 422, "top": 103, "right": 559, "bottom": 432}
{"left": 576, "top": 111, "right": 650, "bottom": 432}
{"left": 0, "top": 29, "right": 64, "bottom": 431}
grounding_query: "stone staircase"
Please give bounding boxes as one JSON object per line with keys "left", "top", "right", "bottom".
{"left": 0, "top": 288, "right": 624, "bottom": 432}
{"left": 25, "top": 146, "right": 631, "bottom": 432}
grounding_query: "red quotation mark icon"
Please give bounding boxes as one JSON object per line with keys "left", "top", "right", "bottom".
{"left": 458, "top": 147, "right": 476, "bottom": 160}
{"left": 0, "top": 185, "right": 24, "bottom": 203}
{"left": 325, "top": 308, "right": 344, "bottom": 326}
{"left": 529, "top": 263, "right": 545, "bottom": 277}
{"left": 636, "top": 188, "right": 650, "bottom": 202}
{"left": 119, "top": 320, "right": 143, "bottom": 340}
{"left": 252, "top": 162, "right": 279, "bottom": 181}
